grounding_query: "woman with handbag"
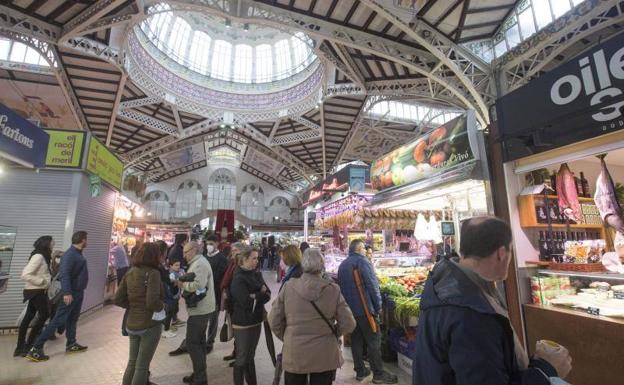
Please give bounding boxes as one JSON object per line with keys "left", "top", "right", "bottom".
{"left": 14, "top": 236, "right": 55, "bottom": 357}
{"left": 114, "top": 243, "right": 164, "bottom": 385}
{"left": 268, "top": 248, "right": 356, "bottom": 385}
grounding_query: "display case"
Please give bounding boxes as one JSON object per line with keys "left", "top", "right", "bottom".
{"left": 530, "top": 269, "right": 624, "bottom": 318}
{"left": 0, "top": 225, "right": 17, "bottom": 294}
{"left": 323, "top": 252, "right": 433, "bottom": 277}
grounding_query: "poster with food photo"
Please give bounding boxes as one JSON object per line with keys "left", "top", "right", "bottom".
{"left": 370, "top": 113, "right": 474, "bottom": 191}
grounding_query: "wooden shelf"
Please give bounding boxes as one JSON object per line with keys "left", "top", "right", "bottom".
{"left": 521, "top": 223, "right": 604, "bottom": 229}
{"left": 541, "top": 195, "right": 595, "bottom": 203}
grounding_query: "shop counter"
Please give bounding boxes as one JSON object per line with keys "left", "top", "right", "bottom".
{"left": 523, "top": 303, "right": 624, "bottom": 385}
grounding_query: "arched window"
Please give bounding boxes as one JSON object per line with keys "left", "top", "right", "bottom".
{"left": 240, "top": 184, "right": 264, "bottom": 221}
{"left": 207, "top": 168, "right": 236, "bottom": 210}
{"left": 268, "top": 196, "right": 291, "bottom": 221}
{"left": 175, "top": 180, "right": 203, "bottom": 218}
{"left": 144, "top": 191, "right": 171, "bottom": 221}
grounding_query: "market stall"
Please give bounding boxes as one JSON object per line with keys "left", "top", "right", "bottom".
{"left": 495, "top": 33, "right": 624, "bottom": 385}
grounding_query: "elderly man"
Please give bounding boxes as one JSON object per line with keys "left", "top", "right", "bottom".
{"left": 337, "top": 240, "right": 397, "bottom": 384}
{"left": 180, "top": 241, "right": 215, "bottom": 385}
{"left": 204, "top": 235, "right": 228, "bottom": 353}
{"left": 413, "top": 217, "right": 572, "bottom": 385}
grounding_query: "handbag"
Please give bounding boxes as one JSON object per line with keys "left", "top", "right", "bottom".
{"left": 219, "top": 312, "right": 234, "bottom": 342}
{"left": 47, "top": 272, "right": 62, "bottom": 305}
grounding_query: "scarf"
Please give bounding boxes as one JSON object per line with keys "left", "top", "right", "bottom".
{"left": 452, "top": 259, "right": 530, "bottom": 371}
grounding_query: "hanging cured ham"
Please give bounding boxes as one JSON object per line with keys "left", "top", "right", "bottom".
{"left": 594, "top": 155, "right": 624, "bottom": 232}
{"left": 556, "top": 163, "right": 582, "bottom": 223}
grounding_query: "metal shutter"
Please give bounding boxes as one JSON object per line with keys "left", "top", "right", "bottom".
{"left": 0, "top": 170, "right": 74, "bottom": 327}
{"left": 72, "top": 174, "right": 115, "bottom": 313}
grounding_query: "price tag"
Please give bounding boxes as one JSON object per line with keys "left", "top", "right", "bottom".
{"left": 587, "top": 307, "right": 600, "bottom": 316}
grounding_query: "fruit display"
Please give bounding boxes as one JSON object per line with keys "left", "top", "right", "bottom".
{"left": 370, "top": 114, "right": 472, "bottom": 191}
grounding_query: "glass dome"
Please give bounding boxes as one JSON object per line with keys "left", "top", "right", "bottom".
{"left": 140, "top": 3, "right": 317, "bottom": 84}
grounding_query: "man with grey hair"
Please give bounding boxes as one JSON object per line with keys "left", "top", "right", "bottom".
{"left": 180, "top": 241, "right": 215, "bottom": 385}
{"left": 337, "top": 240, "right": 397, "bottom": 384}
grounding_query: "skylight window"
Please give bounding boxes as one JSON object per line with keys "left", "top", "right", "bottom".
{"left": 464, "top": 0, "right": 587, "bottom": 63}
{"left": 0, "top": 38, "right": 50, "bottom": 67}
{"left": 140, "top": 7, "right": 317, "bottom": 84}
{"left": 369, "top": 100, "right": 461, "bottom": 125}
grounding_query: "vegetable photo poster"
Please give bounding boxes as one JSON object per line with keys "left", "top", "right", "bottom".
{"left": 370, "top": 113, "right": 474, "bottom": 191}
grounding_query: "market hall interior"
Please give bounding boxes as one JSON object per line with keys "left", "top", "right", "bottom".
{"left": 1, "top": 1, "right": 624, "bottom": 385}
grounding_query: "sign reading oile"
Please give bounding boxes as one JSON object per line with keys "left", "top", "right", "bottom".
{"left": 86, "top": 137, "right": 123, "bottom": 190}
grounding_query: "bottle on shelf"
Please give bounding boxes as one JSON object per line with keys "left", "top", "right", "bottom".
{"left": 574, "top": 176, "right": 584, "bottom": 197}
{"left": 580, "top": 172, "right": 591, "bottom": 198}
{"left": 550, "top": 171, "right": 557, "bottom": 194}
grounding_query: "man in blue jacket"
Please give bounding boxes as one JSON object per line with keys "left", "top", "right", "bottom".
{"left": 27, "top": 231, "right": 89, "bottom": 362}
{"left": 338, "top": 240, "right": 398, "bottom": 384}
{"left": 413, "top": 217, "right": 572, "bottom": 385}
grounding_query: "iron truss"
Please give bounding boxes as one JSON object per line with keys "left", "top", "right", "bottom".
{"left": 495, "top": 0, "right": 624, "bottom": 94}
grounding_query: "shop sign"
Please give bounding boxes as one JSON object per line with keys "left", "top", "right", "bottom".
{"left": 86, "top": 136, "right": 123, "bottom": 190}
{"left": 89, "top": 175, "right": 102, "bottom": 198}
{"left": 370, "top": 114, "right": 473, "bottom": 191}
{"left": 0, "top": 102, "right": 49, "bottom": 168}
{"left": 497, "top": 32, "right": 624, "bottom": 161}
{"left": 303, "top": 164, "right": 370, "bottom": 206}
{"left": 44, "top": 129, "right": 85, "bottom": 168}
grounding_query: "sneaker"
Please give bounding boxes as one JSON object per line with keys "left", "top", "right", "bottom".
{"left": 372, "top": 372, "right": 398, "bottom": 384}
{"left": 223, "top": 353, "right": 236, "bottom": 361}
{"left": 169, "top": 347, "right": 188, "bottom": 356}
{"left": 182, "top": 374, "right": 194, "bottom": 384}
{"left": 161, "top": 330, "right": 177, "bottom": 338}
{"left": 356, "top": 368, "right": 371, "bottom": 381}
{"left": 25, "top": 347, "right": 49, "bottom": 362}
{"left": 66, "top": 343, "right": 88, "bottom": 354}
{"left": 13, "top": 346, "right": 28, "bottom": 357}
{"left": 171, "top": 319, "right": 186, "bottom": 327}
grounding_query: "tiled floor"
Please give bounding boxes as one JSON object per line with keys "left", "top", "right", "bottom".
{"left": 0, "top": 272, "right": 410, "bottom": 385}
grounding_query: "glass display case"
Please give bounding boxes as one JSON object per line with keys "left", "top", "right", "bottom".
{"left": 530, "top": 269, "right": 624, "bottom": 319}
{"left": 324, "top": 252, "right": 433, "bottom": 277}
{"left": 0, "top": 225, "right": 17, "bottom": 294}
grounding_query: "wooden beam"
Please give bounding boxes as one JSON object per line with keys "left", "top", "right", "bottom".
{"left": 434, "top": 0, "right": 463, "bottom": 28}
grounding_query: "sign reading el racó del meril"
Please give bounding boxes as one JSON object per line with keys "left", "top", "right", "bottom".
{"left": 86, "top": 136, "right": 123, "bottom": 190}
{"left": 0, "top": 102, "right": 49, "bottom": 168}
{"left": 497, "top": 32, "right": 624, "bottom": 161}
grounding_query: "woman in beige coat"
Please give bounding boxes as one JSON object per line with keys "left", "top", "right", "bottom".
{"left": 268, "top": 248, "right": 356, "bottom": 385}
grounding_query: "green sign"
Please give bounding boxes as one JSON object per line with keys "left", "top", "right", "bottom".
{"left": 370, "top": 114, "right": 473, "bottom": 191}
{"left": 89, "top": 175, "right": 102, "bottom": 197}
{"left": 44, "top": 129, "right": 85, "bottom": 168}
{"left": 86, "top": 136, "right": 123, "bottom": 190}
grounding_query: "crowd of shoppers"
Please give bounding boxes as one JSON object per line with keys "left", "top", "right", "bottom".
{"left": 13, "top": 216, "right": 573, "bottom": 385}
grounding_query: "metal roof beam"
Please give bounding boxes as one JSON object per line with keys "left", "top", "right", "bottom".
{"left": 120, "top": 96, "right": 162, "bottom": 110}
{"left": 330, "top": 42, "right": 366, "bottom": 89}
{"left": 106, "top": 72, "right": 127, "bottom": 146}
{"left": 117, "top": 109, "right": 180, "bottom": 136}
{"left": 61, "top": 0, "right": 128, "bottom": 42}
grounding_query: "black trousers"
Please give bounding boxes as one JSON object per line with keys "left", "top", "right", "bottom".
{"left": 233, "top": 324, "right": 261, "bottom": 385}
{"left": 284, "top": 371, "right": 335, "bottom": 385}
{"left": 116, "top": 266, "right": 129, "bottom": 285}
{"left": 351, "top": 315, "right": 384, "bottom": 377}
{"left": 17, "top": 291, "right": 49, "bottom": 349}
{"left": 187, "top": 313, "right": 210, "bottom": 385}
{"left": 206, "top": 303, "right": 220, "bottom": 348}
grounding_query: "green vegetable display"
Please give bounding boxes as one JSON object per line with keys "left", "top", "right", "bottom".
{"left": 392, "top": 296, "right": 421, "bottom": 319}
{"left": 380, "top": 281, "right": 408, "bottom": 297}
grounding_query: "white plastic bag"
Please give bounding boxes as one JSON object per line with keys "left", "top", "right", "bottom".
{"left": 152, "top": 309, "right": 166, "bottom": 321}
{"left": 550, "top": 377, "right": 572, "bottom": 385}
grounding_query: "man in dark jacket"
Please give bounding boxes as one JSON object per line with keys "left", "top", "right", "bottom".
{"left": 413, "top": 217, "right": 571, "bottom": 385}
{"left": 337, "top": 240, "right": 398, "bottom": 384}
{"left": 27, "top": 231, "right": 89, "bottom": 362}
{"left": 204, "top": 234, "right": 228, "bottom": 353}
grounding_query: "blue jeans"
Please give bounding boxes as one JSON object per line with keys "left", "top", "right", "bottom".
{"left": 33, "top": 291, "right": 84, "bottom": 349}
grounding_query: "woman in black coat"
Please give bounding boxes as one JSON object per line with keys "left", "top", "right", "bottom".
{"left": 230, "top": 247, "right": 271, "bottom": 385}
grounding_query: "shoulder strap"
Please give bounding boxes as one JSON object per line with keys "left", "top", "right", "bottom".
{"left": 310, "top": 299, "right": 339, "bottom": 341}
